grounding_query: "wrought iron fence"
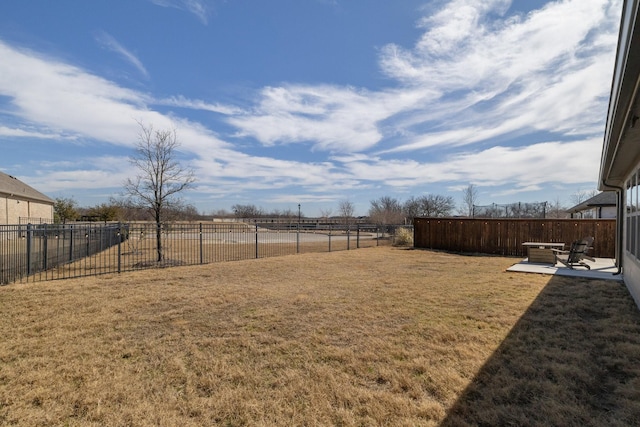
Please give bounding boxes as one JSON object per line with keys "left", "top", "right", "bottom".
{"left": 0, "top": 222, "right": 412, "bottom": 284}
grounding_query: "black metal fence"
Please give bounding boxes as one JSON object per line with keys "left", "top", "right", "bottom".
{"left": 0, "top": 222, "right": 412, "bottom": 284}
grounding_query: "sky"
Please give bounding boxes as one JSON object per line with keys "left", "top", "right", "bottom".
{"left": 0, "top": 0, "right": 624, "bottom": 217}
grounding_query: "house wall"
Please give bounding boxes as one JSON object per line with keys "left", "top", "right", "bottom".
{"left": 28, "top": 201, "right": 54, "bottom": 222}
{"left": 623, "top": 168, "right": 640, "bottom": 307}
{"left": 0, "top": 195, "right": 53, "bottom": 225}
{"left": 601, "top": 206, "right": 617, "bottom": 219}
{"left": 623, "top": 252, "right": 640, "bottom": 308}
{"left": 571, "top": 206, "right": 617, "bottom": 219}
{"left": 0, "top": 197, "right": 5, "bottom": 224}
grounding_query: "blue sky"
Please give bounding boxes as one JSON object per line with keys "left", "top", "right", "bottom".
{"left": 0, "top": 0, "right": 623, "bottom": 216}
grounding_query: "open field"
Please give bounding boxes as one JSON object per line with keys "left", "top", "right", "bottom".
{"left": 2, "top": 247, "right": 640, "bottom": 426}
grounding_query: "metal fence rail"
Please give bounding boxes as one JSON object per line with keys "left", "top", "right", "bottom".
{"left": 0, "top": 222, "right": 411, "bottom": 284}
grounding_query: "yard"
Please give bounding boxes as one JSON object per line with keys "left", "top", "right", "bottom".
{"left": 1, "top": 247, "right": 640, "bottom": 426}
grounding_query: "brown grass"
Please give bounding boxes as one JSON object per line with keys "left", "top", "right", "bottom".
{"left": 1, "top": 247, "right": 640, "bottom": 426}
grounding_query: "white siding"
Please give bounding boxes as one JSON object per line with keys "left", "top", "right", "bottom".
{"left": 601, "top": 206, "right": 617, "bottom": 219}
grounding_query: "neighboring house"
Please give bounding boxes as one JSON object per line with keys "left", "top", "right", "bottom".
{"left": 600, "top": 0, "right": 640, "bottom": 306}
{"left": 0, "top": 171, "right": 54, "bottom": 225}
{"left": 566, "top": 192, "right": 617, "bottom": 219}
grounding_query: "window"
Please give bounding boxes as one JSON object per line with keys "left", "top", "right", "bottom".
{"left": 626, "top": 171, "right": 640, "bottom": 259}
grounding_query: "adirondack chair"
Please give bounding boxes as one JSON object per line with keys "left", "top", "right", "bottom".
{"left": 552, "top": 236, "right": 595, "bottom": 270}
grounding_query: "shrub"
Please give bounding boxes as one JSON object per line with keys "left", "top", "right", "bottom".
{"left": 394, "top": 227, "right": 413, "bottom": 246}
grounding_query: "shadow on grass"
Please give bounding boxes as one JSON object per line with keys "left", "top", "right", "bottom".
{"left": 441, "top": 275, "right": 640, "bottom": 426}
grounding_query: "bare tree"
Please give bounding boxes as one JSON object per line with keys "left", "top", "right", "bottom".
{"left": 319, "top": 208, "right": 333, "bottom": 220}
{"left": 570, "top": 189, "right": 598, "bottom": 206}
{"left": 461, "top": 184, "right": 479, "bottom": 217}
{"left": 338, "top": 199, "right": 355, "bottom": 226}
{"left": 403, "top": 196, "right": 421, "bottom": 222}
{"left": 404, "top": 195, "right": 455, "bottom": 221}
{"left": 369, "top": 196, "right": 404, "bottom": 225}
{"left": 547, "top": 197, "right": 568, "bottom": 219}
{"left": 124, "top": 123, "right": 195, "bottom": 262}
{"left": 232, "top": 204, "right": 264, "bottom": 218}
{"left": 419, "top": 194, "right": 456, "bottom": 217}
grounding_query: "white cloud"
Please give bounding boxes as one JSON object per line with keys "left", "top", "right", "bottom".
{"left": 228, "top": 84, "right": 431, "bottom": 152}
{"left": 25, "top": 156, "right": 133, "bottom": 192}
{"left": 376, "top": 0, "right": 620, "bottom": 152}
{"left": 95, "top": 31, "right": 149, "bottom": 78}
{"left": 0, "top": 125, "right": 65, "bottom": 139}
{"left": 0, "top": 0, "right": 622, "bottom": 210}
{"left": 157, "top": 96, "right": 244, "bottom": 115}
{"left": 337, "top": 138, "right": 603, "bottom": 191}
{"left": 227, "top": 0, "right": 620, "bottom": 159}
{"left": 147, "top": 0, "right": 211, "bottom": 24}
{"left": 0, "top": 41, "right": 164, "bottom": 145}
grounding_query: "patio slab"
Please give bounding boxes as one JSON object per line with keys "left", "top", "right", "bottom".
{"left": 507, "top": 257, "right": 623, "bottom": 281}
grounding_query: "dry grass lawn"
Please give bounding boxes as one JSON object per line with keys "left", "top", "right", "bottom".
{"left": 2, "top": 247, "right": 640, "bottom": 426}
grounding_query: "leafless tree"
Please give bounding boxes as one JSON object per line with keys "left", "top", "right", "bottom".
{"left": 319, "top": 208, "right": 333, "bottom": 220}
{"left": 404, "top": 195, "right": 455, "bottom": 220}
{"left": 547, "top": 197, "right": 568, "bottom": 219}
{"left": 232, "top": 204, "right": 264, "bottom": 218}
{"left": 461, "top": 184, "right": 479, "bottom": 217}
{"left": 369, "top": 196, "right": 404, "bottom": 225}
{"left": 124, "top": 123, "right": 195, "bottom": 262}
{"left": 570, "top": 189, "right": 598, "bottom": 206}
{"left": 338, "top": 199, "right": 355, "bottom": 226}
{"left": 420, "top": 194, "right": 456, "bottom": 217}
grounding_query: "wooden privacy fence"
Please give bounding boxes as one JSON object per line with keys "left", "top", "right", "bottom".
{"left": 413, "top": 218, "right": 616, "bottom": 258}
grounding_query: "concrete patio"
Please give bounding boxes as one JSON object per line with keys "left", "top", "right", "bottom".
{"left": 507, "top": 257, "right": 623, "bottom": 281}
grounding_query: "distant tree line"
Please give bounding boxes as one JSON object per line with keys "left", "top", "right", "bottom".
{"left": 53, "top": 197, "right": 202, "bottom": 224}
{"left": 230, "top": 204, "right": 301, "bottom": 219}
{"left": 367, "top": 194, "right": 456, "bottom": 225}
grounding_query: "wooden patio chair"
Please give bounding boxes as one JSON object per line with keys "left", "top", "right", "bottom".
{"left": 552, "top": 236, "right": 595, "bottom": 270}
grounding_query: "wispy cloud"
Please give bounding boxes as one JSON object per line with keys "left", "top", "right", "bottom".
{"left": 147, "top": 0, "right": 211, "bottom": 24}
{"left": 228, "top": 0, "right": 620, "bottom": 158}
{"left": 376, "top": 0, "right": 620, "bottom": 151}
{"left": 157, "top": 96, "right": 244, "bottom": 115}
{"left": 0, "top": 0, "right": 624, "bottom": 210}
{"left": 0, "top": 40, "right": 163, "bottom": 145}
{"left": 95, "top": 31, "right": 149, "bottom": 78}
{"left": 228, "top": 84, "right": 431, "bottom": 152}
{"left": 0, "top": 125, "right": 64, "bottom": 139}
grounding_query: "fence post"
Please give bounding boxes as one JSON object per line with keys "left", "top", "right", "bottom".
{"left": 347, "top": 225, "right": 350, "bottom": 250}
{"left": 296, "top": 223, "right": 300, "bottom": 254}
{"left": 255, "top": 224, "right": 259, "bottom": 259}
{"left": 26, "top": 223, "right": 32, "bottom": 276}
{"left": 329, "top": 224, "right": 332, "bottom": 252}
{"left": 43, "top": 224, "right": 48, "bottom": 271}
{"left": 199, "top": 223, "right": 204, "bottom": 264}
{"left": 85, "top": 228, "right": 90, "bottom": 257}
{"left": 376, "top": 226, "right": 379, "bottom": 246}
{"left": 117, "top": 223, "right": 122, "bottom": 274}
{"left": 356, "top": 224, "right": 360, "bottom": 249}
{"left": 69, "top": 224, "right": 74, "bottom": 263}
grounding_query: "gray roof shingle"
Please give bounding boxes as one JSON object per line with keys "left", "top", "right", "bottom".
{"left": 567, "top": 191, "right": 617, "bottom": 213}
{"left": 0, "top": 171, "right": 54, "bottom": 204}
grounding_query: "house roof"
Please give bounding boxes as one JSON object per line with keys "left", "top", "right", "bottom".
{"left": 600, "top": 0, "right": 640, "bottom": 189}
{"left": 0, "top": 171, "right": 54, "bottom": 204}
{"left": 567, "top": 192, "right": 617, "bottom": 214}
